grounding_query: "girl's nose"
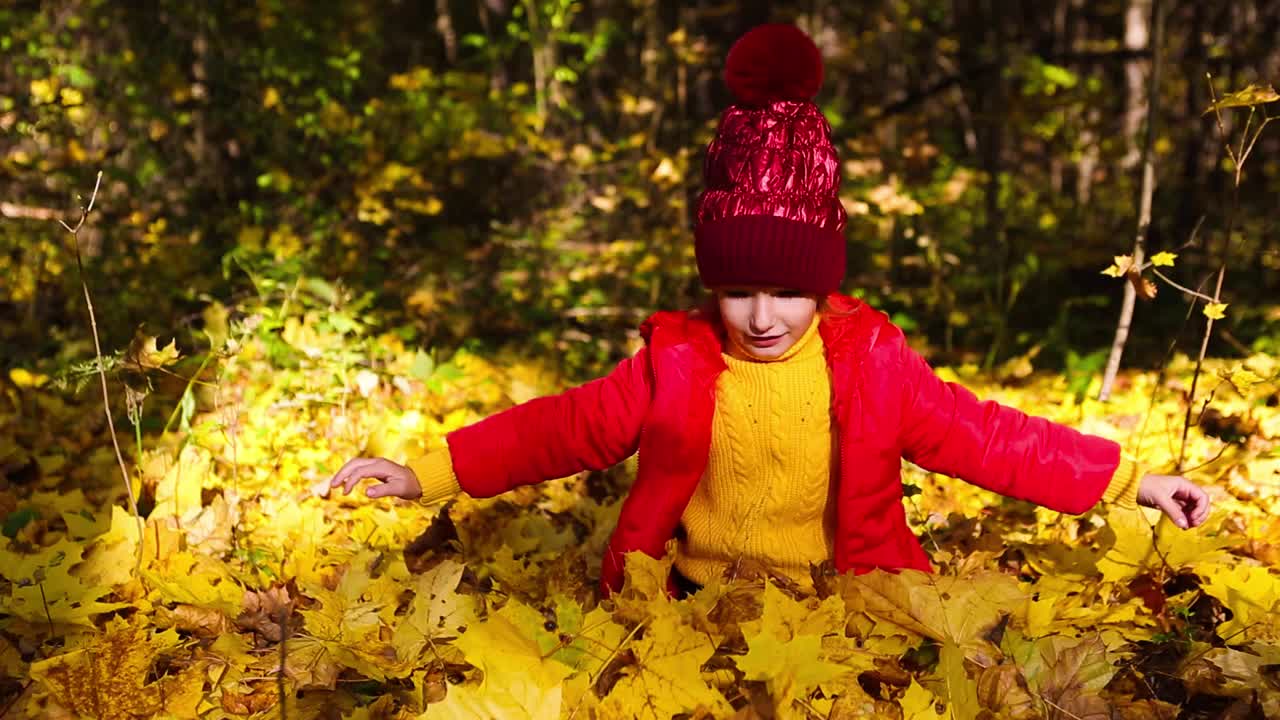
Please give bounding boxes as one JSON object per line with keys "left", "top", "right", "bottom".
{"left": 749, "top": 293, "right": 774, "bottom": 333}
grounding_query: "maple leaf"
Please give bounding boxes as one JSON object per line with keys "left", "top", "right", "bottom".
{"left": 932, "top": 640, "right": 982, "bottom": 720}
{"left": 435, "top": 597, "right": 575, "bottom": 718}
{"left": 148, "top": 445, "right": 211, "bottom": 523}
{"left": 1186, "top": 644, "right": 1280, "bottom": 715}
{"left": 392, "top": 559, "right": 477, "bottom": 666}
{"left": 1220, "top": 365, "right": 1265, "bottom": 396}
{"left": 735, "top": 631, "right": 849, "bottom": 712}
{"left": 900, "top": 678, "right": 951, "bottom": 720}
{"left": 1019, "top": 634, "right": 1115, "bottom": 720}
{"left": 497, "top": 594, "right": 627, "bottom": 676}
{"left": 735, "top": 580, "right": 871, "bottom": 713}
{"left": 1203, "top": 302, "right": 1228, "bottom": 320}
{"left": 1195, "top": 561, "right": 1280, "bottom": 644}
{"left": 1024, "top": 592, "right": 1154, "bottom": 643}
{"left": 0, "top": 537, "right": 127, "bottom": 631}
{"left": 296, "top": 555, "right": 407, "bottom": 680}
{"left": 1096, "top": 506, "right": 1235, "bottom": 584}
{"left": 611, "top": 548, "right": 681, "bottom": 624}
{"left": 1101, "top": 255, "right": 1134, "bottom": 277}
{"left": 839, "top": 570, "right": 1026, "bottom": 656}
{"left": 431, "top": 675, "right": 563, "bottom": 720}
{"left": 126, "top": 332, "right": 182, "bottom": 370}
{"left": 181, "top": 492, "right": 235, "bottom": 552}
{"left": 144, "top": 551, "right": 244, "bottom": 617}
{"left": 744, "top": 579, "right": 846, "bottom": 642}
{"left": 154, "top": 603, "right": 233, "bottom": 638}
{"left": 280, "top": 636, "right": 343, "bottom": 690}
{"left": 976, "top": 663, "right": 1039, "bottom": 720}
{"left": 75, "top": 505, "right": 140, "bottom": 589}
{"left": 236, "top": 584, "right": 294, "bottom": 642}
{"left": 599, "top": 617, "right": 729, "bottom": 719}
{"left": 1149, "top": 251, "right": 1177, "bottom": 267}
{"left": 28, "top": 615, "right": 205, "bottom": 719}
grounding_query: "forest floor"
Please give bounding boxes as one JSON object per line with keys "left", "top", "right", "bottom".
{"left": 2, "top": 313, "right": 1279, "bottom": 719}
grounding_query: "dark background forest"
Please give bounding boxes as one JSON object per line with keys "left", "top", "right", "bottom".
{"left": 3, "top": 0, "right": 1278, "bottom": 380}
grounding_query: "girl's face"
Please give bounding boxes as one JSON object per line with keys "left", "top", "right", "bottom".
{"left": 716, "top": 287, "right": 819, "bottom": 360}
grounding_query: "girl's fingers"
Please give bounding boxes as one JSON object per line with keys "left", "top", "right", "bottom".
{"left": 331, "top": 457, "right": 379, "bottom": 488}
{"left": 333, "top": 458, "right": 395, "bottom": 495}
{"left": 365, "top": 481, "right": 400, "bottom": 499}
{"left": 344, "top": 463, "right": 393, "bottom": 494}
{"left": 1153, "top": 493, "right": 1189, "bottom": 529}
{"left": 1188, "top": 486, "right": 1211, "bottom": 527}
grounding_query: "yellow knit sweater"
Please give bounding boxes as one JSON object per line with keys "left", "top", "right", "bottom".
{"left": 673, "top": 315, "right": 836, "bottom": 586}
{"left": 409, "top": 316, "right": 1144, "bottom": 584}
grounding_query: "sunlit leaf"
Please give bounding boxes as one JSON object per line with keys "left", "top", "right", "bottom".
{"left": 1101, "top": 255, "right": 1133, "bottom": 277}
{"left": 1205, "top": 83, "right": 1280, "bottom": 113}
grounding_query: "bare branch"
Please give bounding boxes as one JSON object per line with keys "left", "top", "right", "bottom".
{"left": 56, "top": 171, "right": 144, "bottom": 562}
{"left": 0, "top": 202, "right": 60, "bottom": 220}
{"left": 1150, "top": 268, "right": 1217, "bottom": 303}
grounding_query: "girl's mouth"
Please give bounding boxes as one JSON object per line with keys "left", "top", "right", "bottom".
{"left": 748, "top": 334, "right": 783, "bottom": 348}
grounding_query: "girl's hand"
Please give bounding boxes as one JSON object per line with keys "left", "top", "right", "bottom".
{"left": 328, "top": 457, "right": 422, "bottom": 500}
{"left": 1136, "top": 473, "right": 1210, "bottom": 529}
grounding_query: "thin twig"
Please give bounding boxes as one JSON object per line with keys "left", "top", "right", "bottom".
{"left": 57, "top": 172, "right": 145, "bottom": 565}
{"left": 277, "top": 595, "right": 290, "bottom": 720}
{"left": 1136, "top": 215, "right": 1205, "bottom": 271}
{"left": 1040, "top": 691, "right": 1088, "bottom": 720}
{"left": 1149, "top": 268, "right": 1217, "bottom": 304}
{"left": 38, "top": 581, "right": 55, "bottom": 639}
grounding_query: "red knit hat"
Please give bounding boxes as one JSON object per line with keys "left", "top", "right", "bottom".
{"left": 694, "top": 24, "right": 846, "bottom": 295}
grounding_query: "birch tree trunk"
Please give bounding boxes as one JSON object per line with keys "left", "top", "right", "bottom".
{"left": 1099, "top": 0, "right": 1164, "bottom": 401}
{"left": 1121, "top": 0, "right": 1151, "bottom": 169}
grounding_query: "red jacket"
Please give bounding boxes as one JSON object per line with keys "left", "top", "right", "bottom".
{"left": 443, "top": 294, "right": 1121, "bottom": 595}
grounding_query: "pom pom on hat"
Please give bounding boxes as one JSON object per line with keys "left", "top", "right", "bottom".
{"left": 723, "top": 24, "right": 824, "bottom": 106}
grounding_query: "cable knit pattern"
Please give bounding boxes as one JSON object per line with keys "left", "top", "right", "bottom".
{"left": 675, "top": 315, "right": 835, "bottom": 586}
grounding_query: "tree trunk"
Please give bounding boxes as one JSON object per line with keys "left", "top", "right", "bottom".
{"left": 1099, "top": 0, "right": 1164, "bottom": 401}
{"left": 435, "top": 0, "right": 457, "bottom": 64}
{"left": 1121, "top": 0, "right": 1151, "bottom": 169}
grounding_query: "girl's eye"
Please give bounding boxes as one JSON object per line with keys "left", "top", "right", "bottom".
{"left": 775, "top": 290, "right": 804, "bottom": 298}
{"left": 725, "top": 290, "right": 750, "bottom": 299}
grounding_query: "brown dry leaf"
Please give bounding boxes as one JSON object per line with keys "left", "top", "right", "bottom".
{"left": 281, "top": 636, "right": 343, "bottom": 690}
{"left": 155, "top": 603, "right": 233, "bottom": 638}
{"left": 126, "top": 332, "right": 182, "bottom": 370}
{"left": 976, "top": 663, "right": 1038, "bottom": 720}
{"left": 236, "top": 584, "right": 294, "bottom": 642}
{"left": 219, "top": 682, "right": 278, "bottom": 715}
{"left": 1023, "top": 635, "right": 1115, "bottom": 720}
{"left": 1126, "top": 268, "right": 1158, "bottom": 301}
{"left": 1109, "top": 697, "right": 1181, "bottom": 719}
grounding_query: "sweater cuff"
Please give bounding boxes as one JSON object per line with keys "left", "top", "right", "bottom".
{"left": 406, "top": 448, "right": 461, "bottom": 507}
{"left": 1100, "top": 455, "right": 1142, "bottom": 509}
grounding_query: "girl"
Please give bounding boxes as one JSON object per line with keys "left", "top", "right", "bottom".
{"left": 329, "top": 24, "right": 1210, "bottom": 597}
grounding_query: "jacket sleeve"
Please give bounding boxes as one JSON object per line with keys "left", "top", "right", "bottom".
{"left": 441, "top": 347, "right": 653, "bottom": 498}
{"left": 894, "top": 340, "right": 1120, "bottom": 515}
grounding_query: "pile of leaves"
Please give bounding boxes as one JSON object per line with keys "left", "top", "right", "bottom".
{"left": 2, "top": 308, "right": 1280, "bottom": 719}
